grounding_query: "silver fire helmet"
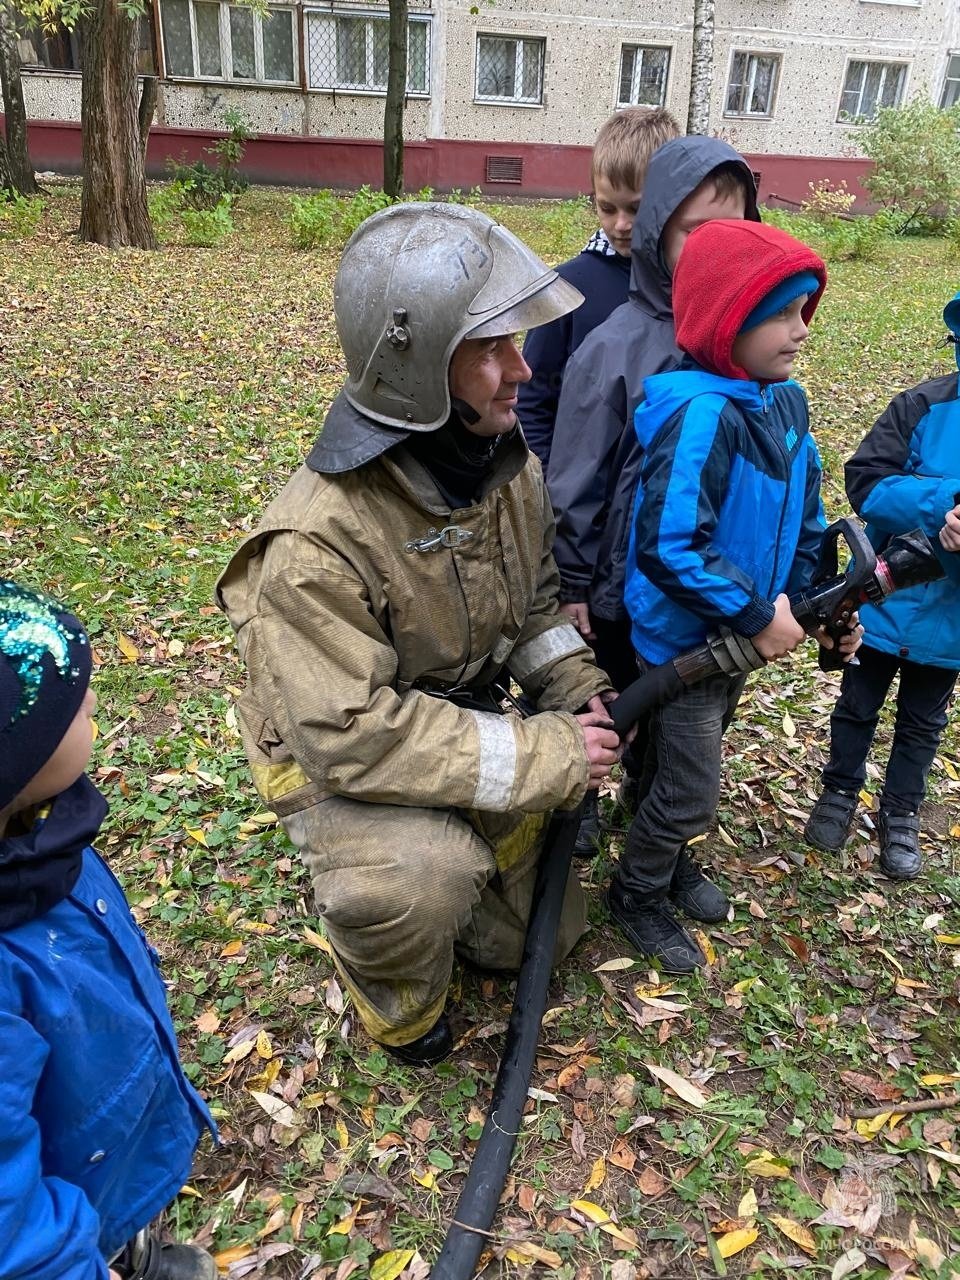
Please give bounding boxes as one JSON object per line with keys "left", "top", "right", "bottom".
{"left": 333, "top": 202, "right": 584, "bottom": 431}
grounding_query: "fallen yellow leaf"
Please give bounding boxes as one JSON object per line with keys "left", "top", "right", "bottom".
{"left": 744, "top": 1151, "right": 792, "bottom": 1178}
{"left": 249, "top": 1090, "right": 297, "bottom": 1128}
{"left": 505, "top": 1243, "right": 564, "bottom": 1268}
{"left": 570, "top": 1199, "right": 639, "bottom": 1248}
{"left": 859, "top": 789, "right": 874, "bottom": 808}
{"left": 212, "top": 1245, "right": 254, "bottom": 1267}
{"left": 715, "top": 1224, "right": 759, "bottom": 1257}
{"left": 117, "top": 633, "right": 140, "bottom": 662}
{"left": 336, "top": 1117, "right": 350, "bottom": 1150}
{"left": 185, "top": 827, "right": 208, "bottom": 848}
{"left": 920, "top": 1072, "right": 960, "bottom": 1086}
{"left": 370, "top": 1249, "right": 415, "bottom": 1280}
{"left": 327, "top": 1200, "right": 360, "bottom": 1236}
{"left": 738, "top": 1188, "right": 758, "bottom": 1217}
{"left": 935, "top": 934, "right": 960, "bottom": 945}
{"left": 856, "top": 1113, "right": 892, "bottom": 1138}
{"left": 220, "top": 938, "right": 243, "bottom": 958}
{"left": 304, "top": 925, "right": 334, "bottom": 956}
{"left": 411, "top": 1168, "right": 437, "bottom": 1190}
{"left": 644, "top": 1063, "right": 708, "bottom": 1108}
{"left": 584, "top": 1155, "right": 606, "bottom": 1193}
{"left": 256, "top": 1029, "right": 273, "bottom": 1059}
{"left": 593, "top": 957, "right": 636, "bottom": 972}
{"left": 769, "top": 1215, "right": 817, "bottom": 1256}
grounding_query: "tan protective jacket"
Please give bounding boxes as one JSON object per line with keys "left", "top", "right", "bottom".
{"left": 216, "top": 433, "right": 610, "bottom": 820}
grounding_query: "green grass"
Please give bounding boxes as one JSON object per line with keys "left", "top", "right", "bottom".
{"left": 2, "top": 183, "right": 959, "bottom": 1279}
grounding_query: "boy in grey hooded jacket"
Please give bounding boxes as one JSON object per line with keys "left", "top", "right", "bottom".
{"left": 546, "top": 137, "right": 760, "bottom": 854}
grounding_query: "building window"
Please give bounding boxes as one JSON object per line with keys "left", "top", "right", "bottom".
{"left": 159, "top": 0, "right": 297, "bottom": 83}
{"left": 475, "top": 35, "right": 544, "bottom": 105}
{"left": 617, "top": 45, "right": 669, "bottom": 108}
{"left": 305, "top": 11, "right": 429, "bottom": 94}
{"left": 725, "top": 50, "right": 780, "bottom": 117}
{"left": 941, "top": 54, "right": 960, "bottom": 108}
{"left": 17, "top": 12, "right": 155, "bottom": 73}
{"left": 839, "top": 59, "right": 907, "bottom": 122}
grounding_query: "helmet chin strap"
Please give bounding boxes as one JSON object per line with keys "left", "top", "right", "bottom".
{"left": 450, "top": 396, "right": 482, "bottom": 426}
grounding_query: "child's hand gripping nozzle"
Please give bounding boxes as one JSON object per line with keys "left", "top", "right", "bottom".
{"left": 789, "top": 518, "right": 946, "bottom": 671}
{"left": 609, "top": 519, "right": 946, "bottom": 737}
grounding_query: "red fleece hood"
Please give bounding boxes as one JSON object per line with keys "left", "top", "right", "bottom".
{"left": 673, "top": 220, "right": 827, "bottom": 381}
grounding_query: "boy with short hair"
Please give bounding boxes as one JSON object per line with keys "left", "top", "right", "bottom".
{"left": 517, "top": 105, "right": 680, "bottom": 470}
{"left": 611, "top": 219, "right": 850, "bottom": 973}
{"left": 0, "top": 580, "right": 217, "bottom": 1280}
{"left": 547, "top": 136, "right": 760, "bottom": 854}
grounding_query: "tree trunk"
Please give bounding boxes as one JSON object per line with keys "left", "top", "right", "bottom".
{"left": 79, "top": 0, "right": 156, "bottom": 248}
{"left": 138, "top": 73, "right": 158, "bottom": 158}
{"left": 0, "top": 1, "right": 38, "bottom": 196}
{"left": 687, "top": 0, "right": 715, "bottom": 136}
{"left": 383, "top": 0, "right": 407, "bottom": 199}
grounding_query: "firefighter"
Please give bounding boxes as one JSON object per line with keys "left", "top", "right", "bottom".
{"left": 217, "top": 204, "right": 622, "bottom": 1064}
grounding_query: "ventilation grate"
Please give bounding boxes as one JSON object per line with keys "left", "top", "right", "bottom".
{"left": 485, "top": 154, "right": 524, "bottom": 184}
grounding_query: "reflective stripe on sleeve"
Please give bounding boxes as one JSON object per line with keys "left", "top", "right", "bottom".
{"left": 508, "top": 623, "right": 588, "bottom": 681}
{"left": 469, "top": 710, "right": 518, "bottom": 812}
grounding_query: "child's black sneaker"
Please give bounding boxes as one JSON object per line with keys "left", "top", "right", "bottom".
{"left": 116, "top": 1232, "right": 217, "bottom": 1280}
{"left": 573, "top": 790, "right": 601, "bottom": 859}
{"left": 804, "top": 788, "right": 857, "bottom": 851}
{"left": 878, "top": 809, "right": 922, "bottom": 880}
{"left": 670, "top": 848, "right": 729, "bottom": 922}
{"left": 606, "top": 879, "right": 705, "bottom": 973}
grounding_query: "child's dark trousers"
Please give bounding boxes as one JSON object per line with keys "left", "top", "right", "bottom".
{"left": 822, "top": 644, "right": 957, "bottom": 813}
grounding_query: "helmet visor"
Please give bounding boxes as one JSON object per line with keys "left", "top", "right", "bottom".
{"left": 465, "top": 274, "right": 584, "bottom": 341}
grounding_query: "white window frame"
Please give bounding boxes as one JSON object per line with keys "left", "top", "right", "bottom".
{"left": 723, "top": 49, "right": 781, "bottom": 118}
{"left": 616, "top": 43, "right": 670, "bottom": 109}
{"left": 941, "top": 53, "right": 960, "bottom": 108}
{"left": 474, "top": 33, "right": 545, "bottom": 106}
{"left": 160, "top": 0, "right": 298, "bottom": 85}
{"left": 304, "top": 8, "right": 431, "bottom": 96}
{"left": 837, "top": 58, "right": 909, "bottom": 123}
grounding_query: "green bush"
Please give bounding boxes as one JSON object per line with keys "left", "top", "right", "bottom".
{"left": 0, "top": 192, "right": 43, "bottom": 239}
{"left": 289, "top": 190, "right": 339, "bottom": 249}
{"left": 340, "top": 185, "right": 394, "bottom": 238}
{"left": 148, "top": 182, "right": 187, "bottom": 243}
{"left": 860, "top": 97, "right": 960, "bottom": 232}
{"left": 180, "top": 194, "right": 235, "bottom": 248}
{"left": 541, "top": 195, "right": 592, "bottom": 259}
{"left": 168, "top": 109, "right": 253, "bottom": 212}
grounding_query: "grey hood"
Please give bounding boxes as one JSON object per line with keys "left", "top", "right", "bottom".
{"left": 629, "top": 135, "right": 761, "bottom": 314}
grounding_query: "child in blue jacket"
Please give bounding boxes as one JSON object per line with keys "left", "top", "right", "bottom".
{"left": 0, "top": 581, "right": 217, "bottom": 1280}
{"left": 613, "top": 219, "right": 861, "bottom": 973}
{"left": 805, "top": 294, "right": 960, "bottom": 878}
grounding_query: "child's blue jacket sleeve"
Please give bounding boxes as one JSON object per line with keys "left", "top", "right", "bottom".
{"left": 633, "top": 395, "right": 776, "bottom": 636}
{"left": 846, "top": 381, "right": 960, "bottom": 585}
{"left": 786, "top": 435, "right": 828, "bottom": 596}
{"left": 0, "top": 1006, "right": 108, "bottom": 1280}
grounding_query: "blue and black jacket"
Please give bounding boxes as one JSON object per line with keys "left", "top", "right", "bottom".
{"left": 624, "top": 364, "right": 825, "bottom": 664}
{"left": 845, "top": 343, "right": 960, "bottom": 671}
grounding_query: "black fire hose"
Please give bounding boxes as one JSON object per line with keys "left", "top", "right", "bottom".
{"left": 431, "top": 801, "right": 583, "bottom": 1280}
{"left": 432, "top": 523, "right": 946, "bottom": 1279}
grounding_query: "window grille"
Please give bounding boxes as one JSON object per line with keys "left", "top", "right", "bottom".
{"left": 839, "top": 59, "right": 907, "bottom": 122}
{"left": 475, "top": 35, "right": 544, "bottom": 104}
{"left": 617, "top": 45, "right": 669, "bottom": 108}
{"left": 305, "top": 11, "right": 430, "bottom": 93}
{"left": 159, "top": 0, "right": 297, "bottom": 83}
{"left": 941, "top": 54, "right": 960, "bottom": 108}
{"left": 725, "top": 51, "right": 780, "bottom": 117}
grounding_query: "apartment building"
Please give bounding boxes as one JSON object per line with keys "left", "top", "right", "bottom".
{"left": 14, "top": 0, "right": 960, "bottom": 199}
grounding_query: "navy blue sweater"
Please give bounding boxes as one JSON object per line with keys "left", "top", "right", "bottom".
{"left": 518, "top": 240, "right": 631, "bottom": 470}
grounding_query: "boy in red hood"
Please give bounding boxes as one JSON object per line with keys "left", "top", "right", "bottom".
{"left": 611, "top": 220, "right": 861, "bottom": 972}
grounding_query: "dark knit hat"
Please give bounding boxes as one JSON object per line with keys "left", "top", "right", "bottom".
{"left": 673, "top": 220, "right": 827, "bottom": 381}
{"left": 0, "top": 581, "right": 92, "bottom": 810}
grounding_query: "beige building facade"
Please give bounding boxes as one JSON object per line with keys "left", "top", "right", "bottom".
{"left": 14, "top": 0, "right": 960, "bottom": 192}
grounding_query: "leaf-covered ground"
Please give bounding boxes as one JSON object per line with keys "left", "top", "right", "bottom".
{"left": 2, "top": 184, "right": 959, "bottom": 1280}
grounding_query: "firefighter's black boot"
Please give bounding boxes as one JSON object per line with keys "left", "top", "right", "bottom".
{"left": 572, "top": 789, "right": 601, "bottom": 859}
{"left": 114, "top": 1231, "right": 217, "bottom": 1280}
{"left": 382, "top": 1013, "right": 453, "bottom": 1066}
